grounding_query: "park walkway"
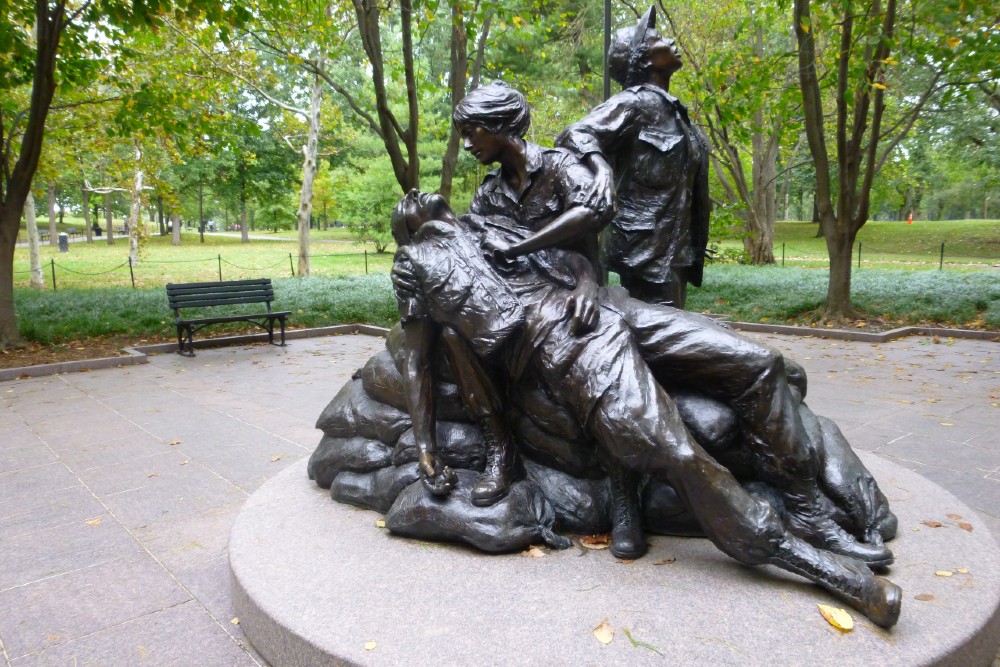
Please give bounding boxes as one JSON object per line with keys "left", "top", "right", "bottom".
{"left": 1, "top": 331, "right": 997, "bottom": 665}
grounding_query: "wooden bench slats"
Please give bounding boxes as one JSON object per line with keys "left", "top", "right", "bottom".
{"left": 170, "top": 295, "right": 276, "bottom": 309}
{"left": 177, "top": 311, "right": 292, "bottom": 326}
{"left": 166, "top": 278, "right": 289, "bottom": 356}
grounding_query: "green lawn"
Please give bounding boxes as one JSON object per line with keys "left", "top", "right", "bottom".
{"left": 10, "top": 217, "right": 999, "bottom": 344}
{"left": 719, "top": 219, "right": 1000, "bottom": 269}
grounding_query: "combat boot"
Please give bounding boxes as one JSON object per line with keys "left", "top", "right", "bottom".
{"left": 471, "top": 416, "right": 520, "bottom": 507}
{"left": 771, "top": 535, "right": 902, "bottom": 629}
{"left": 609, "top": 466, "right": 647, "bottom": 559}
{"left": 784, "top": 482, "right": 894, "bottom": 570}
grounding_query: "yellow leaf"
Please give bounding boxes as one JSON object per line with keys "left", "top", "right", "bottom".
{"left": 946, "top": 36, "right": 961, "bottom": 48}
{"left": 915, "top": 593, "right": 935, "bottom": 601}
{"left": 168, "top": 439, "right": 182, "bottom": 446}
{"left": 957, "top": 522, "right": 973, "bottom": 532}
{"left": 364, "top": 641, "right": 377, "bottom": 651}
{"left": 270, "top": 455, "right": 283, "bottom": 462}
{"left": 817, "top": 604, "right": 854, "bottom": 631}
{"left": 375, "top": 519, "right": 386, "bottom": 528}
{"left": 521, "top": 546, "right": 545, "bottom": 558}
{"left": 85, "top": 517, "right": 102, "bottom": 526}
{"left": 946, "top": 513, "right": 962, "bottom": 520}
{"left": 147, "top": 473, "right": 160, "bottom": 478}
{"left": 230, "top": 617, "right": 240, "bottom": 625}
{"left": 654, "top": 557, "right": 677, "bottom": 565}
{"left": 935, "top": 570, "right": 953, "bottom": 577}
{"left": 957, "top": 568, "right": 969, "bottom": 574}
{"left": 581, "top": 534, "right": 611, "bottom": 550}
{"left": 593, "top": 618, "right": 615, "bottom": 644}
{"left": 800, "top": 19, "right": 810, "bottom": 33}
{"left": 872, "top": 82, "right": 889, "bottom": 90}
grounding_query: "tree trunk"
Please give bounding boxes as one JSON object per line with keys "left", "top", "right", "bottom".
{"left": 25, "top": 191, "right": 45, "bottom": 289}
{"left": 0, "top": 210, "right": 19, "bottom": 347}
{"left": 823, "top": 220, "right": 857, "bottom": 320}
{"left": 47, "top": 181, "right": 58, "bottom": 246}
{"left": 171, "top": 212, "right": 181, "bottom": 246}
{"left": 81, "top": 186, "right": 93, "bottom": 243}
{"left": 439, "top": 3, "right": 469, "bottom": 199}
{"left": 241, "top": 199, "right": 248, "bottom": 243}
{"left": 296, "top": 63, "right": 323, "bottom": 277}
{"left": 157, "top": 196, "right": 165, "bottom": 235}
{"left": 744, "top": 118, "right": 778, "bottom": 264}
{"left": 126, "top": 140, "right": 143, "bottom": 267}
{"left": 104, "top": 192, "right": 115, "bottom": 245}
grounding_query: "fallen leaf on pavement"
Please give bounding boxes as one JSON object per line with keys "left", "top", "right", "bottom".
{"left": 593, "top": 619, "right": 614, "bottom": 644}
{"left": 654, "top": 557, "right": 677, "bottom": 565}
{"left": 231, "top": 617, "right": 239, "bottom": 625}
{"left": 85, "top": 517, "right": 102, "bottom": 526}
{"left": 581, "top": 534, "right": 611, "bottom": 549}
{"left": 521, "top": 546, "right": 545, "bottom": 558}
{"left": 375, "top": 519, "right": 386, "bottom": 528}
{"left": 364, "top": 641, "right": 377, "bottom": 651}
{"left": 957, "top": 522, "right": 973, "bottom": 532}
{"left": 957, "top": 568, "right": 969, "bottom": 574}
{"left": 147, "top": 473, "right": 159, "bottom": 478}
{"left": 817, "top": 604, "right": 854, "bottom": 631}
{"left": 270, "top": 455, "right": 283, "bottom": 462}
{"left": 915, "top": 594, "right": 935, "bottom": 601}
{"left": 168, "top": 439, "right": 182, "bottom": 446}
{"left": 946, "top": 513, "right": 962, "bottom": 520}
{"left": 935, "top": 570, "right": 953, "bottom": 577}
{"left": 922, "top": 520, "right": 943, "bottom": 528}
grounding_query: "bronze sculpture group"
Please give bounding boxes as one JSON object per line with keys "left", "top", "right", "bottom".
{"left": 308, "top": 7, "right": 903, "bottom": 629}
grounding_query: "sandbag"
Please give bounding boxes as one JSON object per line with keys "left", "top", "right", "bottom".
{"left": 511, "top": 408, "right": 604, "bottom": 479}
{"left": 355, "top": 350, "right": 469, "bottom": 422}
{"left": 510, "top": 377, "right": 585, "bottom": 443}
{"left": 385, "top": 470, "right": 571, "bottom": 553}
{"left": 392, "top": 421, "right": 486, "bottom": 471}
{"left": 315, "top": 379, "right": 412, "bottom": 445}
{"left": 330, "top": 463, "right": 421, "bottom": 514}
{"left": 641, "top": 479, "right": 704, "bottom": 537}
{"left": 524, "top": 460, "right": 611, "bottom": 535}
{"left": 307, "top": 435, "right": 394, "bottom": 489}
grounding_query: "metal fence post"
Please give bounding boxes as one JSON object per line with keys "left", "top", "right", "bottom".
{"left": 939, "top": 242, "right": 945, "bottom": 271}
{"left": 50, "top": 259, "right": 56, "bottom": 291}
{"left": 289, "top": 253, "right": 295, "bottom": 277}
{"left": 128, "top": 257, "right": 135, "bottom": 288}
{"left": 364, "top": 250, "right": 368, "bottom": 274}
{"left": 781, "top": 243, "right": 785, "bottom": 267}
{"left": 218, "top": 254, "right": 222, "bottom": 281}
{"left": 857, "top": 241, "right": 862, "bottom": 268}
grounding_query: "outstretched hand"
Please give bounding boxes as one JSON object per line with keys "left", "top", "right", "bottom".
{"left": 391, "top": 262, "right": 419, "bottom": 297}
{"left": 483, "top": 236, "right": 516, "bottom": 267}
{"left": 419, "top": 452, "right": 457, "bottom": 497}
{"left": 584, "top": 166, "right": 616, "bottom": 217}
{"left": 564, "top": 280, "right": 599, "bottom": 336}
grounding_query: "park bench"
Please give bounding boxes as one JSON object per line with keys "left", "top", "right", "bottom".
{"left": 166, "top": 278, "right": 291, "bottom": 356}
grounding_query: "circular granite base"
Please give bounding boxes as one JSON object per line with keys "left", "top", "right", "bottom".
{"left": 230, "top": 454, "right": 1000, "bottom": 666}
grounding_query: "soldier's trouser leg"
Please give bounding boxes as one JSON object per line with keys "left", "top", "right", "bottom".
{"left": 618, "top": 269, "right": 686, "bottom": 309}
{"left": 599, "top": 297, "right": 893, "bottom": 564}
{"left": 440, "top": 327, "right": 519, "bottom": 506}
{"left": 580, "top": 350, "right": 901, "bottom": 628}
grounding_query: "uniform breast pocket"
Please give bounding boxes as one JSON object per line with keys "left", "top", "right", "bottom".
{"left": 632, "top": 128, "right": 686, "bottom": 189}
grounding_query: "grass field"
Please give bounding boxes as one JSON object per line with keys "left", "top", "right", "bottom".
{"left": 10, "top": 217, "right": 999, "bottom": 344}
{"left": 717, "top": 219, "right": 1000, "bottom": 269}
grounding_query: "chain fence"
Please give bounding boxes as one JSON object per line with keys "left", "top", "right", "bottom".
{"left": 13, "top": 250, "right": 396, "bottom": 290}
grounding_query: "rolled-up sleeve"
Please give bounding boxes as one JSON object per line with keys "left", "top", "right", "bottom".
{"left": 556, "top": 90, "right": 641, "bottom": 158}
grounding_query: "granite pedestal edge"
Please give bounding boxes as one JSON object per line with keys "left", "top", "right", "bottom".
{"left": 230, "top": 454, "right": 1000, "bottom": 667}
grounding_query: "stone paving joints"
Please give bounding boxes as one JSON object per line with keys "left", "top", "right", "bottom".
{"left": 0, "top": 329, "right": 997, "bottom": 666}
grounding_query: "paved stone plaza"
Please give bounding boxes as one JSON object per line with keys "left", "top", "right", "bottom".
{"left": 1, "top": 331, "right": 997, "bottom": 665}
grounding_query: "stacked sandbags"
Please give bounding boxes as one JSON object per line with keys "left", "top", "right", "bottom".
{"left": 308, "top": 324, "right": 897, "bottom": 552}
